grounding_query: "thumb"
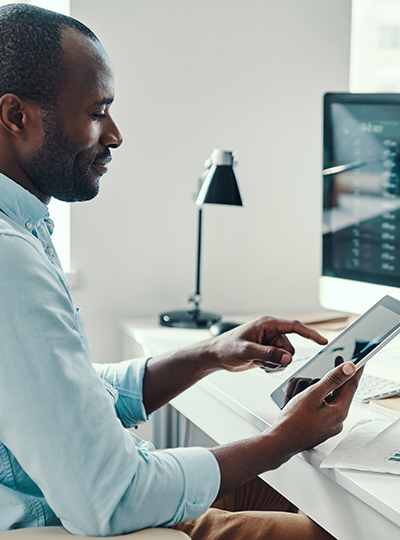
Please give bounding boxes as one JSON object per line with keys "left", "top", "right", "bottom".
{"left": 251, "top": 344, "right": 292, "bottom": 366}
{"left": 312, "top": 362, "right": 356, "bottom": 401}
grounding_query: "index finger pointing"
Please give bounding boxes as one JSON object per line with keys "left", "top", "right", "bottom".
{"left": 274, "top": 319, "right": 328, "bottom": 346}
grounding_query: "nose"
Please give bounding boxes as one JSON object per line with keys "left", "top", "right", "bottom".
{"left": 100, "top": 115, "right": 123, "bottom": 149}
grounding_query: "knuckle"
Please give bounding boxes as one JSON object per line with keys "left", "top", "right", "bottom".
{"left": 241, "top": 341, "right": 254, "bottom": 357}
{"left": 287, "top": 318, "right": 303, "bottom": 329}
{"left": 250, "top": 316, "right": 270, "bottom": 331}
{"left": 263, "top": 347, "right": 276, "bottom": 362}
{"left": 268, "top": 348, "right": 284, "bottom": 364}
{"left": 324, "top": 370, "right": 343, "bottom": 388}
{"left": 265, "top": 346, "right": 275, "bottom": 357}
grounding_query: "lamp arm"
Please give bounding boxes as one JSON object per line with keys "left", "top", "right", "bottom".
{"left": 195, "top": 206, "right": 202, "bottom": 296}
{"left": 188, "top": 206, "right": 202, "bottom": 312}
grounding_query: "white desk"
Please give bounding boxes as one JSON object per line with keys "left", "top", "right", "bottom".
{"left": 121, "top": 319, "right": 400, "bottom": 540}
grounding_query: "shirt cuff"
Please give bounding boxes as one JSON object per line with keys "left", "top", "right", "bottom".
{"left": 93, "top": 357, "right": 150, "bottom": 427}
{"left": 162, "top": 447, "right": 221, "bottom": 525}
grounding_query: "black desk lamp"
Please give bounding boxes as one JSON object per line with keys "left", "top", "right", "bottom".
{"left": 159, "top": 149, "right": 243, "bottom": 329}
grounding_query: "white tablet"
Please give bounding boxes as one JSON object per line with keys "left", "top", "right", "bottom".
{"left": 271, "top": 295, "right": 400, "bottom": 409}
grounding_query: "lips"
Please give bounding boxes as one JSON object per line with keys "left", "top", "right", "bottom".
{"left": 92, "top": 155, "right": 112, "bottom": 174}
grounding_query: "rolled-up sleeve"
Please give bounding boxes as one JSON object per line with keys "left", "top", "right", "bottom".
{"left": 93, "top": 357, "right": 151, "bottom": 427}
{"left": 0, "top": 231, "right": 221, "bottom": 536}
{"left": 162, "top": 447, "right": 221, "bottom": 526}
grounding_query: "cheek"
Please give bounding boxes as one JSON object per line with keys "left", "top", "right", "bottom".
{"left": 69, "top": 132, "right": 98, "bottom": 164}
{"left": 72, "top": 147, "right": 97, "bottom": 169}
{"left": 71, "top": 132, "right": 97, "bottom": 152}
{"left": 63, "top": 115, "right": 99, "bottom": 149}
{"left": 20, "top": 124, "right": 46, "bottom": 162}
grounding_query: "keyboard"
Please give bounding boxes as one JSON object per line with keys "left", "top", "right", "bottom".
{"left": 354, "top": 373, "right": 400, "bottom": 403}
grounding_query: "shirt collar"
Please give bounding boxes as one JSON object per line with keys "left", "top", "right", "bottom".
{"left": 0, "top": 173, "right": 49, "bottom": 229}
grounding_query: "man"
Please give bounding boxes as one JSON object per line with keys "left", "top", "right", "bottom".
{"left": 0, "top": 4, "right": 360, "bottom": 539}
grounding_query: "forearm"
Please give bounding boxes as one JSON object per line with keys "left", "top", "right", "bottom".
{"left": 143, "top": 337, "right": 220, "bottom": 414}
{"left": 209, "top": 430, "right": 289, "bottom": 501}
{"left": 142, "top": 317, "right": 330, "bottom": 415}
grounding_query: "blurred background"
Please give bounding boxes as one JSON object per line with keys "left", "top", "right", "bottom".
{"left": 3, "top": 0, "right": 400, "bottom": 364}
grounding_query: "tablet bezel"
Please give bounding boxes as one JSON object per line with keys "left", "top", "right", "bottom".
{"left": 271, "top": 295, "right": 400, "bottom": 409}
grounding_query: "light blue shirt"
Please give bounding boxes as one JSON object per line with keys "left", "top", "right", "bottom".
{"left": 0, "top": 174, "right": 220, "bottom": 536}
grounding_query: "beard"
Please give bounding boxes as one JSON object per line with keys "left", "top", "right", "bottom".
{"left": 25, "top": 115, "right": 110, "bottom": 203}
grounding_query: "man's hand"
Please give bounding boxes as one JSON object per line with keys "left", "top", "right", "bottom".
{"left": 143, "top": 316, "right": 328, "bottom": 415}
{"left": 210, "top": 361, "right": 361, "bottom": 500}
{"left": 210, "top": 316, "right": 328, "bottom": 372}
{"left": 266, "top": 361, "right": 362, "bottom": 468}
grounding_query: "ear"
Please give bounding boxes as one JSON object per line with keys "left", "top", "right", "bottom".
{"left": 0, "top": 93, "right": 40, "bottom": 138}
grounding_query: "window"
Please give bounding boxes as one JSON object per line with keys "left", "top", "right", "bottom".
{"left": 351, "top": 0, "right": 400, "bottom": 92}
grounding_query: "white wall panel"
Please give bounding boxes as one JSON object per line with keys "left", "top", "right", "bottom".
{"left": 70, "top": 0, "right": 351, "bottom": 364}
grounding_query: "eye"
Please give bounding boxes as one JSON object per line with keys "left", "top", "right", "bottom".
{"left": 92, "top": 112, "right": 106, "bottom": 120}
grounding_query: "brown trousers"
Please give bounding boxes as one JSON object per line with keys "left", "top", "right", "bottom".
{"left": 172, "top": 477, "right": 335, "bottom": 540}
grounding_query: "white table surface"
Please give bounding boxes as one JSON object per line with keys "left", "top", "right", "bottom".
{"left": 121, "top": 318, "right": 400, "bottom": 540}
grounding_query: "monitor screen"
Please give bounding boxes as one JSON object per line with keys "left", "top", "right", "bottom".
{"left": 321, "top": 93, "right": 400, "bottom": 314}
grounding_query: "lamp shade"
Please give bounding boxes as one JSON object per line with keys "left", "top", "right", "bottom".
{"left": 195, "top": 150, "right": 243, "bottom": 206}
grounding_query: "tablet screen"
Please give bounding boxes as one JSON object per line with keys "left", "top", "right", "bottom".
{"left": 271, "top": 296, "right": 400, "bottom": 408}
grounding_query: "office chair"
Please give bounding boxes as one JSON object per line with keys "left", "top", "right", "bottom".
{"left": 0, "top": 527, "right": 189, "bottom": 538}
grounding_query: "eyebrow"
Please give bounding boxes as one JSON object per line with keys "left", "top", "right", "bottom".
{"left": 92, "top": 97, "right": 114, "bottom": 107}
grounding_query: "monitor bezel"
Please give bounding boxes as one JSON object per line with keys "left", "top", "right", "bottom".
{"left": 320, "top": 92, "right": 400, "bottom": 315}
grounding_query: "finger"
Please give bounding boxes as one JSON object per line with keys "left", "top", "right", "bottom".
{"left": 273, "top": 334, "right": 295, "bottom": 355}
{"left": 334, "top": 355, "right": 344, "bottom": 367}
{"left": 293, "top": 378, "right": 317, "bottom": 396}
{"left": 251, "top": 344, "right": 292, "bottom": 366}
{"left": 311, "top": 362, "right": 356, "bottom": 402}
{"left": 325, "top": 362, "right": 364, "bottom": 404}
{"left": 286, "top": 377, "right": 304, "bottom": 398}
{"left": 336, "top": 364, "right": 363, "bottom": 393}
{"left": 273, "top": 319, "right": 328, "bottom": 346}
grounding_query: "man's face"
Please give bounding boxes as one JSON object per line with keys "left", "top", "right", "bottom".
{"left": 24, "top": 29, "right": 122, "bottom": 203}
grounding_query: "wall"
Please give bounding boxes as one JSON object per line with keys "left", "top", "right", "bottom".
{"left": 70, "top": 0, "right": 351, "bottom": 364}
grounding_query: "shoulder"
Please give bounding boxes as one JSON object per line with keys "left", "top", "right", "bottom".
{"left": 0, "top": 216, "right": 43, "bottom": 268}
{"left": 0, "top": 211, "right": 26, "bottom": 236}
{"left": 0, "top": 215, "right": 65, "bottom": 299}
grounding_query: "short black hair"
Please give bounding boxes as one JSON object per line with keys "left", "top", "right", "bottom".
{"left": 0, "top": 3, "right": 99, "bottom": 108}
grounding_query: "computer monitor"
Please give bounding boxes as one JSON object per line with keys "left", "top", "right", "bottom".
{"left": 320, "top": 92, "right": 400, "bottom": 315}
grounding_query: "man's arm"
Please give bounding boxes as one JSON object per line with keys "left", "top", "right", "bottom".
{"left": 142, "top": 317, "right": 328, "bottom": 414}
{"left": 0, "top": 231, "right": 357, "bottom": 536}
{"left": 0, "top": 234, "right": 220, "bottom": 536}
{"left": 210, "top": 361, "right": 360, "bottom": 500}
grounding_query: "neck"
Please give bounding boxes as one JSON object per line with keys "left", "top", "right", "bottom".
{"left": 0, "top": 163, "right": 50, "bottom": 205}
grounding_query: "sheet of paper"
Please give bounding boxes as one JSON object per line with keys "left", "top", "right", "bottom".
{"left": 321, "top": 418, "right": 400, "bottom": 475}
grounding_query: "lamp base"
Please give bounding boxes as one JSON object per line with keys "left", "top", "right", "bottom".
{"left": 159, "top": 309, "right": 221, "bottom": 329}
